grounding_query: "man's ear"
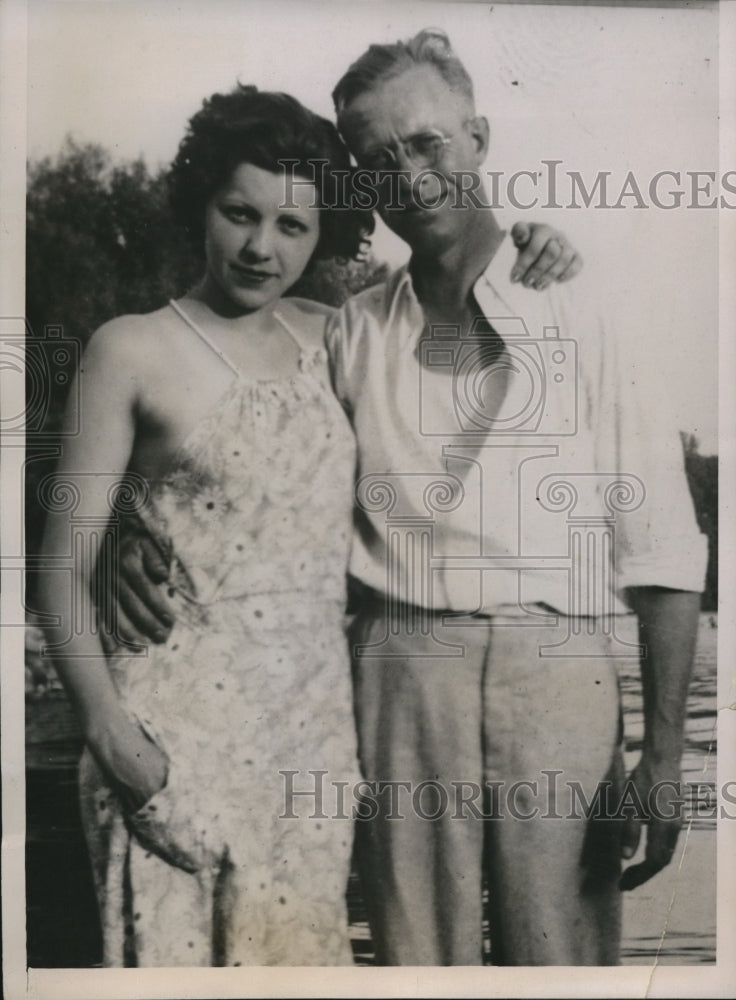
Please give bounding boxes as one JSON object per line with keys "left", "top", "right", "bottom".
{"left": 468, "top": 115, "right": 490, "bottom": 164}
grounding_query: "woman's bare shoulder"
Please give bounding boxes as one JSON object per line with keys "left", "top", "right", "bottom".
{"left": 83, "top": 305, "right": 176, "bottom": 372}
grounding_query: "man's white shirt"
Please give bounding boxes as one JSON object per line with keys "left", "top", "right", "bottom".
{"left": 325, "top": 233, "right": 707, "bottom": 617}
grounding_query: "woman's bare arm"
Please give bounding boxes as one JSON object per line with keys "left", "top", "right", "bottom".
{"left": 37, "top": 318, "right": 168, "bottom": 810}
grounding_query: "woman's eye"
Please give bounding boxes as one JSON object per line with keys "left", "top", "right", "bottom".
{"left": 279, "top": 217, "right": 308, "bottom": 235}
{"left": 221, "top": 204, "right": 250, "bottom": 222}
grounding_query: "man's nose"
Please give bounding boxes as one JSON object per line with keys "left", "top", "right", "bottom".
{"left": 392, "top": 149, "right": 442, "bottom": 204}
{"left": 386, "top": 149, "right": 421, "bottom": 203}
{"left": 392, "top": 146, "right": 421, "bottom": 184}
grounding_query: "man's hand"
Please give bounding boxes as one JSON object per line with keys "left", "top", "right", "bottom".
{"left": 620, "top": 587, "right": 699, "bottom": 892}
{"left": 99, "top": 524, "right": 176, "bottom": 651}
{"left": 510, "top": 221, "right": 582, "bottom": 289}
{"left": 620, "top": 756, "right": 684, "bottom": 891}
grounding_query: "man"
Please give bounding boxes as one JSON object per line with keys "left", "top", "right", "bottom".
{"left": 321, "top": 28, "right": 705, "bottom": 966}
{"left": 105, "top": 30, "right": 705, "bottom": 966}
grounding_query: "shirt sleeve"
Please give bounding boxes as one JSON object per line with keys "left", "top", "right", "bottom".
{"left": 591, "top": 307, "right": 708, "bottom": 603}
{"left": 324, "top": 304, "right": 353, "bottom": 417}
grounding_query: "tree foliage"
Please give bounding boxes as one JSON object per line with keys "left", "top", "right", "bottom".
{"left": 26, "top": 140, "right": 199, "bottom": 350}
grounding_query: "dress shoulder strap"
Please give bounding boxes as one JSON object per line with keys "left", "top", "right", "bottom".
{"left": 272, "top": 306, "right": 324, "bottom": 359}
{"left": 168, "top": 299, "right": 241, "bottom": 376}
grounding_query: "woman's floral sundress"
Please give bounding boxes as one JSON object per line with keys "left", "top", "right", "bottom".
{"left": 79, "top": 301, "right": 360, "bottom": 966}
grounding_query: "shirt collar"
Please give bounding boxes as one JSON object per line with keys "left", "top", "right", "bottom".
{"left": 390, "top": 229, "right": 529, "bottom": 329}
{"left": 472, "top": 230, "right": 537, "bottom": 319}
{"left": 386, "top": 261, "right": 421, "bottom": 339}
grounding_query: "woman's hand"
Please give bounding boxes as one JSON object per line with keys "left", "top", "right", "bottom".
{"left": 90, "top": 717, "right": 169, "bottom": 813}
{"left": 510, "top": 222, "right": 582, "bottom": 289}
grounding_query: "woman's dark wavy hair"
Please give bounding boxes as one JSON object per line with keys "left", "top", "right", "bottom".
{"left": 168, "top": 84, "right": 374, "bottom": 264}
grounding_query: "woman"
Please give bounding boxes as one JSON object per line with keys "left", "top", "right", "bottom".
{"left": 38, "top": 85, "right": 367, "bottom": 967}
{"left": 38, "top": 83, "right": 576, "bottom": 967}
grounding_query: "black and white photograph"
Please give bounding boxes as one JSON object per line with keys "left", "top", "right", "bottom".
{"left": 1, "top": 0, "right": 734, "bottom": 996}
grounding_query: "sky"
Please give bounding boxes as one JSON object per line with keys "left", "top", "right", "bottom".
{"left": 24, "top": 0, "right": 722, "bottom": 451}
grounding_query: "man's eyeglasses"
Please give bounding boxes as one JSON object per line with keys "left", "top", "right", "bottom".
{"left": 357, "top": 128, "right": 458, "bottom": 173}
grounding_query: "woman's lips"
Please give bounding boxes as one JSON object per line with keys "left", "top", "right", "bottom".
{"left": 231, "top": 265, "right": 277, "bottom": 283}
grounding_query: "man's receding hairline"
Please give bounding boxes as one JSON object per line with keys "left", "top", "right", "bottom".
{"left": 336, "top": 62, "right": 476, "bottom": 122}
